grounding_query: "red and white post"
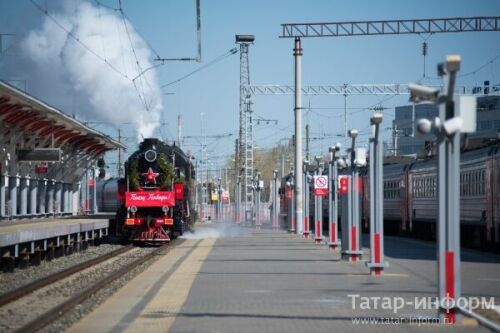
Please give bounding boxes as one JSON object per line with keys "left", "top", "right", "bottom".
{"left": 313, "top": 157, "right": 327, "bottom": 244}
{"left": 328, "top": 144, "right": 341, "bottom": 251}
{"left": 366, "top": 113, "right": 388, "bottom": 275}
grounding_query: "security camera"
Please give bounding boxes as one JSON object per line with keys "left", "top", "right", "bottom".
{"left": 442, "top": 117, "right": 463, "bottom": 136}
{"left": 348, "top": 129, "right": 358, "bottom": 139}
{"left": 409, "top": 83, "right": 439, "bottom": 103}
{"left": 337, "top": 158, "right": 347, "bottom": 169}
{"left": 416, "top": 118, "right": 432, "bottom": 135}
{"left": 370, "top": 112, "right": 383, "bottom": 125}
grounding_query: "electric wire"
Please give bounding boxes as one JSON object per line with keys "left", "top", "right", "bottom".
{"left": 160, "top": 48, "right": 238, "bottom": 88}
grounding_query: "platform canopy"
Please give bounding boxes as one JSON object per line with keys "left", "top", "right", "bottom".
{"left": 0, "top": 80, "right": 128, "bottom": 218}
{"left": 0, "top": 81, "right": 124, "bottom": 157}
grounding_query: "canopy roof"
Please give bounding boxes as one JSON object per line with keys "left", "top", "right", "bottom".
{"left": 0, "top": 80, "right": 125, "bottom": 156}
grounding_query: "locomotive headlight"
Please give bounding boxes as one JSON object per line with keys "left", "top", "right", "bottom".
{"left": 144, "top": 149, "right": 157, "bottom": 162}
{"left": 130, "top": 206, "right": 138, "bottom": 213}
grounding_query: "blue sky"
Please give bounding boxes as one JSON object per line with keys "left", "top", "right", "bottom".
{"left": 1, "top": 0, "right": 500, "bottom": 174}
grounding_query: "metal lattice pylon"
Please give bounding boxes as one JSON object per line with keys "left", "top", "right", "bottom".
{"left": 237, "top": 38, "right": 254, "bottom": 217}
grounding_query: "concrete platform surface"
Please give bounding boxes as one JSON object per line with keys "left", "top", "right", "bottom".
{"left": 65, "top": 223, "right": 500, "bottom": 333}
{"left": 0, "top": 218, "right": 109, "bottom": 247}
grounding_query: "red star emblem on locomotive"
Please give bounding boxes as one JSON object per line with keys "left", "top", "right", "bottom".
{"left": 142, "top": 167, "right": 159, "bottom": 184}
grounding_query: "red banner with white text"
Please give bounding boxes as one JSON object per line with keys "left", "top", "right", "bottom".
{"left": 125, "top": 191, "right": 175, "bottom": 207}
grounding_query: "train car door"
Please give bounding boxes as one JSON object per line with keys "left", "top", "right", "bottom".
{"left": 489, "top": 152, "right": 500, "bottom": 244}
{"left": 400, "top": 166, "right": 411, "bottom": 234}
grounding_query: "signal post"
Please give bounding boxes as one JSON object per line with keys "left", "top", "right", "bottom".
{"left": 313, "top": 156, "right": 327, "bottom": 244}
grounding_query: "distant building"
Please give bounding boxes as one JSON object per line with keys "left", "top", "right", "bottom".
{"left": 393, "top": 95, "right": 500, "bottom": 155}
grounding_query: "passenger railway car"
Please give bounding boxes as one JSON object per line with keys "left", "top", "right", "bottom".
{"left": 114, "top": 138, "right": 195, "bottom": 243}
{"left": 280, "top": 141, "right": 500, "bottom": 251}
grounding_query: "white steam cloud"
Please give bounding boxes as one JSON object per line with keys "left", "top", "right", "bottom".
{"left": 21, "top": 1, "right": 162, "bottom": 140}
{"left": 181, "top": 223, "right": 250, "bottom": 240}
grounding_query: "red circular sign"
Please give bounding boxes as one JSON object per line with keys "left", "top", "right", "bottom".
{"left": 315, "top": 176, "right": 327, "bottom": 188}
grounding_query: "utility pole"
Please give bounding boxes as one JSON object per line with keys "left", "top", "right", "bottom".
{"left": 293, "top": 37, "right": 303, "bottom": 235}
{"left": 177, "top": 114, "right": 182, "bottom": 148}
{"left": 117, "top": 128, "right": 122, "bottom": 178}
{"left": 343, "top": 89, "right": 348, "bottom": 138}
{"left": 305, "top": 124, "right": 310, "bottom": 161}
{"left": 392, "top": 123, "right": 398, "bottom": 156}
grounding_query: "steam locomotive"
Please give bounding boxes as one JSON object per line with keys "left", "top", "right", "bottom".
{"left": 114, "top": 138, "right": 195, "bottom": 243}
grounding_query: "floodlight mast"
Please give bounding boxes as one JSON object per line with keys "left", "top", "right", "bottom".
{"left": 235, "top": 34, "right": 255, "bottom": 224}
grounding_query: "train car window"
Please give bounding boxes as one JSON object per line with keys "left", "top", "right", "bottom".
{"left": 433, "top": 177, "right": 436, "bottom": 197}
{"left": 474, "top": 171, "right": 478, "bottom": 196}
{"left": 480, "top": 170, "right": 485, "bottom": 195}
{"left": 465, "top": 172, "right": 469, "bottom": 197}
{"left": 460, "top": 173, "right": 464, "bottom": 196}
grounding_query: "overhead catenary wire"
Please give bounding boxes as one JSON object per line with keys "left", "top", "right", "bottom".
{"left": 118, "top": 0, "right": 155, "bottom": 111}
{"left": 160, "top": 48, "right": 238, "bottom": 88}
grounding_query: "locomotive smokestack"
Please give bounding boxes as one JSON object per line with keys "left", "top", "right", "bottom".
{"left": 140, "top": 138, "right": 159, "bottom": 150}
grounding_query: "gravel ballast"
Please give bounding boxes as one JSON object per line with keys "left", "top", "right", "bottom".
{"left": 0, "top": 243, "right": 125, "bottom": 295}
{"left": 0, "top": 245, "right": 169, "bottom": 333}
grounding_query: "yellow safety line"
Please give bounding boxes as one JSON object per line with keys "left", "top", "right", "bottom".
{"left": 123, "top": 238, "right": 216, "bottom": 333}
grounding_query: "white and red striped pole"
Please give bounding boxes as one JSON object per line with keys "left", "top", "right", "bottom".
{"left": 314, "top": 155, "right": 324, "bottom": 244}
{"left": 303, "top": 160, "right": 310, "bottom": 239}
{"left": 410, "top": 55, "right": 474, "bottom": 324}
{"left": 366, "top": 113, "right": 387, "bottom": 275}
{"left": 328, "top": 144, "right": 341, "bottom": 251}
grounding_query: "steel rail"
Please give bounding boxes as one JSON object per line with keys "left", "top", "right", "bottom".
{"left": 0, "top": 244, "right": 134, "bottom": 307}
{"left": 12, "top": 243, "right": 171, "bottom": 333}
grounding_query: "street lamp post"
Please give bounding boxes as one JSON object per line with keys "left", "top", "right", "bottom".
{"left": 254, "top": 172, "right": 262, "bottom": 229}
{"left": 236, "top": 176, "right": 241, "bottom": 224}
{"left": 366, "top": 113, "right": 388, "bottom": 275}
{"left": 272, "top": 170, "right": 279, "bottom": 230}
{"left": 287, "top": 168, "right": 295, "bottom": 233}
{"left": 314, "top": 155, "right": 324, "bottom": 244}
{"left": 217, "top": 177, "right": 222, "bottom": 221}
{"left": 328, "top": 143, "right": 341, "bottom": 251}
{"left": 342, "top": 129, "right": 363, "bottom": 262}
{"left": 303, "top": 160, "right": 310, "bottom": 238}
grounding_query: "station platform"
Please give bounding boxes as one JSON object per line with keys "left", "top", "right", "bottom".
{"left": 0, "top": 215, "right": 109, "bottom": 260}
{"left": 66, "top": 223, "right": 500, "bottom": 333}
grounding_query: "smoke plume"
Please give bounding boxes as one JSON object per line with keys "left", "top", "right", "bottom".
{"left": 18, "top": 1, "right": 163, "bottom": 140}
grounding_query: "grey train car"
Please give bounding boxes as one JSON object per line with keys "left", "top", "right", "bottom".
{"left": 281, "top": 141, "right": 500, "bottom": 251}
{"left": 96, "top": 178, "right": 120, "bottom": 213}
{"left": 378, "top": 142, "right": 500, "bottom": 250}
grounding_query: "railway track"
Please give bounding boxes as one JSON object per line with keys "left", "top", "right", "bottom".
{"left": 0, "top": 242, "right": 173, "bottom": 333}
{"left": 0, "top": 244, "right": 134, "bottom": 307}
